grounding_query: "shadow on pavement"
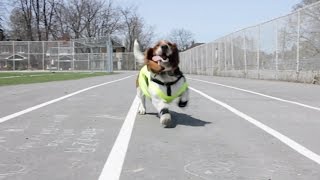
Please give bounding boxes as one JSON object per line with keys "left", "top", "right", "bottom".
{"left": 171, "top": 111, "right": 211, "bottom": 128}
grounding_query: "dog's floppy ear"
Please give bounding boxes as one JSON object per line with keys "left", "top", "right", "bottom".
{"left": 145, "top": 48, "right": 154, "bottom": 64}
{"left": 169, "top": 43, "right": 180, "bottom": 68}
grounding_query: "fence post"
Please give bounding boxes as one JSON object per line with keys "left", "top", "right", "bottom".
{"left": 243, "top": 31, "right": 247, "bottom": 76}
{"left": 72, "top": 41, "right": 75, "bottom": 71}
{"left": 206, "top": 44, "right": 209, "bottom": 75}
{"left": 106, "top": 41, "right": 108, "bottom": 71}
{"left": 12, "top": 41, "right": 15, "bottom": 70}
{"left": 28, "top": 41, "right": 30, "bottom": 70}
{"left": 224, "top": 38, "right": 227, "bottom": 71}
{"left": 203, "top": 46, "right": 205, "bottom": 75}
{"left": 215, "top": 44, "right": 218, "bottom": 74}
{"left": 231, "top": 34, "right": 234, "bottom": 70}
{"left": 190, "top": 50, "right": 193, "bottom": 74}
{"left": 196, "top": 48, "right": 199, "bottom": 74}
{"left": 57, "top": 41, "right": 60, "bottom": 71}
{"left": 106, "top": 36, "right": 113, "bottom": 72}
{"left": 88, "top": 54, "right": 90, "bottom": 71}
{"left": 257, "top": 25, "right": 260, "bottom": 78}
{"left": 296, "top": 10, "right": 301, "bottom": 74}
{"left": 189, "top": 50, "right": 191, "bottom": 74}
{"left": 134, "top": 52, "right": 137, "bottom": 71}
{"left": 275, "top": 20, "right": 279, "bottom": 78}
{"left": 213, "top": 43, "right": 215, "bottom": 75}
{"left": 42, "top": 41, "right": 45, "bottom": 70}
{"left": 200, "top": 47, "right": 203, "bottom": 75}
{"left": 201, "top": 46, "right": 204, "bottom": 75}
{"left": 218, "top": 42, "right": 221, "bottom": 73}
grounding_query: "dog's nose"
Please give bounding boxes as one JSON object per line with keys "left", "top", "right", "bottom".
{"left": 161, "top": 45, "right": 168, "bottom": 51}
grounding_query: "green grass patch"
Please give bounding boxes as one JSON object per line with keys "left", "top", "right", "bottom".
{"left": 0, "top": 72, "right": 112, "bottom": 86}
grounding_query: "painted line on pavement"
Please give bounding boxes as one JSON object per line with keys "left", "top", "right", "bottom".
{"left": 0, "top": 76, "right": 22, "bottom": 79}
{"left": 190, "top": 86, "right": 320, "bottom": 165}
{"left": 98, "top": 96, "right": 139, "bottom": 180}
{"left": 0, "top": 75, "right": 134, "bottom": 124}
{"left": 188, "top": 78, "right": 320, "bottom": 112}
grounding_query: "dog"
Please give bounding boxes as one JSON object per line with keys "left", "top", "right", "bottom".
{"left": 134, "top": 39, "right": 189, "bottom": 128}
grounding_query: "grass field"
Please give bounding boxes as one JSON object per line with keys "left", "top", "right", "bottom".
{"left": 0, "top": 71, "right": 112, "bottom": 86}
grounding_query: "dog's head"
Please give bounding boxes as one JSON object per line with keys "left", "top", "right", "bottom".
{"left": 145, "top": 40, "right": 179, "bottom": 74}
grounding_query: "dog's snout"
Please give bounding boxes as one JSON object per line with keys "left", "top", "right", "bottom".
{"left": 161, "top": 45, "right": 168, "bottom": 51}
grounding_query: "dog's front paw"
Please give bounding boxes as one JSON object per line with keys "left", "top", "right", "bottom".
{"left": 160, "top": 108, "right": 173, "bottom": 128}
{"left": 138, "top": 106, "right": 146, "bottom": 115}
{"left": 178, "top": 100, "right": 188, "bottom": 108}
{"left": 160, "top": 114, "right": 172, "bottom": 128}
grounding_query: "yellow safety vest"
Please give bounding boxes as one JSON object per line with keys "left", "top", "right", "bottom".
{"left": 138, "top": 65, "right": 188, "bottom": 103}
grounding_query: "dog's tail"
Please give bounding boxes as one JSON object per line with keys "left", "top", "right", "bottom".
{"left": 133, "top": 39, "right": 144, "bottom": 64}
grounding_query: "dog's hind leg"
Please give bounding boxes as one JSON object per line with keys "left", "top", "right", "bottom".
{"left": 137, "top": 88, "right": 146, "bottom": 114}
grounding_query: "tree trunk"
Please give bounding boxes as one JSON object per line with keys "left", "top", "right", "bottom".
{"left": 32, "top": 0, "right": 42, "bottom": 41}
{"left": 20, "top": 0, "right": 34, "bottom": 40}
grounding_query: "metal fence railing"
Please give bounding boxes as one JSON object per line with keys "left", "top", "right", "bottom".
{"left": 0, "top": 38, "right": 137, "bottom": 71}
{"left": 2, "top": 2, "right": 320, "bottom": 83}
{"left": 180, "top": 1, "right": 320, "bottom": 83}
{"left": 113, "top": 52, "right": 136, "bottom": 71}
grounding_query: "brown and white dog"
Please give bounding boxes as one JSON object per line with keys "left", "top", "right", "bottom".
{"left": 134, "top": 40, "right": 189, "bottom": 127}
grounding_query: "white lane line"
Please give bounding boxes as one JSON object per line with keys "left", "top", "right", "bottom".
{"left": 188, "top": 78, "right": 320, "bottom": 112}
{"left": 29, "top": 74, "right": 50, "bottom": 77}
{"left": 0, "top": 74, "right": 47, "bottom": 78}
{"left": 0, "top": 75, "right": 134, "bottom": 124}
{"left": 0, "top": 76, "right": 22, "bottom": 79}
{"left": 98, "top": 96, "right": 139, "bottom": 180}
{"left": 190, "top": 86, "right": 320, "bottom": 165}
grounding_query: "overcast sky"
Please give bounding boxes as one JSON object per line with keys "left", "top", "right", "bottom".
{"left": 116, "top": 0, "right": 301, "bottom": 43}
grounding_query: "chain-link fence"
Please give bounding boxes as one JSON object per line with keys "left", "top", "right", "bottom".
{"left": 180, "top": 2, "right": 320, "bottom": 83}
{"left": 113, "top": 52, "right": 137, "bottom": 71}
{"left": 0, "top": 37, "right": 137, "bottom": 71}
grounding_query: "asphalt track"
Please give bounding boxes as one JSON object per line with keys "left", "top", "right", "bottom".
{"left": 0, "top": 71, "right": 320, "bottom": 180}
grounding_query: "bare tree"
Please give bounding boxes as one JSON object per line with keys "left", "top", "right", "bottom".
{"left": 18, "top": 0, "right": 33, "bottom": 40}
{"left": 50, "top": 0, "right": 122, "bottom": 39}
{"left": 82, "top": 0, "right": 103, "bottom": 37}
{"left": 120, "top": 6, "right": 140, "bottom": 52}
{"left": 0, "top": 0, "right": 10, "bottom": 30}
{"left": 42, "top": 0, "right": 57, "bottom": 40}
{"left": 168, "top": 28, "right": 195, "bottom": 51}
{"left": 89, "top": 1, "right": 122, "bottom": 37}
{"left": 293, "top": 0, "right": 320, "bottom": 9}
{"left": 120, "top": 6, "right": 154, "bottom": 51}
{"left": 31, "top": 0, "right": 41, "bottom": 40}
{"left": 51, "top": 1, "right": 69, "bottom": 39}
{"left": 0, "top": 2, "right": 4, "bottom": 29}
{"left": 290, "top": 0, "right": 320, "bottom": 58}
{"left": 138, "top": 25, "right": 155, "bottom": 50}
{"left": 30, "top": 0, "right": 57, "bottom": 40}
{"left": 61, "top": 0, "right": 103, "bottom": 39}
{"left": 9, "top": 8, "right": 30, "bottom": 40}
{"left": 7, "top": 0, "right": 154, "bottom": 45}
